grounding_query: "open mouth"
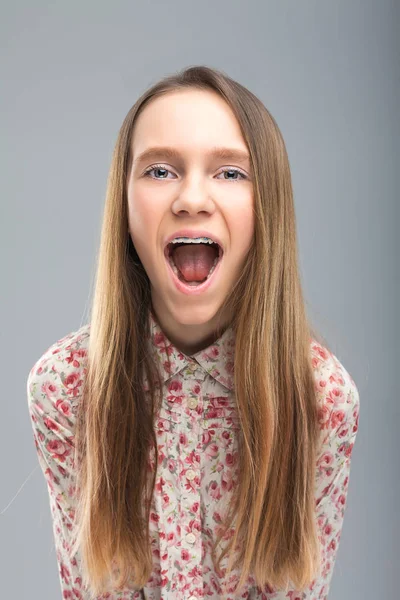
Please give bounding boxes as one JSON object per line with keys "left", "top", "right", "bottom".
{"left": 164, "top": 241, "right": 223, "bottom": 286}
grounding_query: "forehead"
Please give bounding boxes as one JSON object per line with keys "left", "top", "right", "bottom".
{"left": 131, "top": 89, "right": 250, "bottom": 166}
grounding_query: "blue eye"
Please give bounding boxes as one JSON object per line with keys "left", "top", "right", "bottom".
{"left": 143, "top": 165, "right": 171, "bottom": 179}
{"left": 143, "top": 164, "right": 248, "bottom": 181}
{"left": 217, "top": 168, "right": 247, "bottom": 181}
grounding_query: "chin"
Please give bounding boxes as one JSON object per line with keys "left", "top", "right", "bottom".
{"left": 171, "top": 305, "right": 221, "bottom": 327}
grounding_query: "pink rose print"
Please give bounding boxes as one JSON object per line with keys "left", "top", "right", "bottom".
{"left": 209, "top": 481, "right": 222, "bottom": 501}
{"left": 46, "top": 439, "right": 70, "bottom": 463}
{"left": 205, "top": 443, "right": 219, "bottom": 459}
{"left": 27, "top": 317, "right": 359, "bottom": 599}
{"left": 63, "top": 372, "right": 83, "bottom": 397}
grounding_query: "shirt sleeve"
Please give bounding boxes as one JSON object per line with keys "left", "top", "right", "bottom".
{"left": 257, "top": 346, "right": 360, "bottom": 600}
{"left": 27, "top": 332, "right": 143, "bottom": 600}
{"left": 263, "top": 346, "right": 360, "bottom": 600}
{"left": 26, "top": 338, "right": 83, "bottom": 597}
{"left": 307, "top": 346, "right": 360, "bottom": 599}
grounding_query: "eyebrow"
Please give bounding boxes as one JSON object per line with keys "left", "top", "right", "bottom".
{"left": 132, "top": 145, "right": 251, "bottom": 168}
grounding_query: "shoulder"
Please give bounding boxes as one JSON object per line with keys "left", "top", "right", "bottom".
{"left": 309, "top": 338, "right": 360, "bottom": 456}
{"left": 26, "top": 324, "right": 91, "bottom": 428}
{"left": 310, "top": 338, "right": 360, "bottom": 411}
{"left": 28, "top": 323, "right": 90, "bottom": 378}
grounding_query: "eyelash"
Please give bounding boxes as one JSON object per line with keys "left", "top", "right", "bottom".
{"left": 143, "top": 164, "right": 248, "bottom": 182}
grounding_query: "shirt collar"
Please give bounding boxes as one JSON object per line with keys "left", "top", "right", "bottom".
{"left": 144, "top": 309, "right": 236, "bottom": 392}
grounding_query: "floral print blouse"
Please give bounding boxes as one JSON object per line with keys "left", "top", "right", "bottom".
{"left": 27, "top": 310, "right": 360, "bottom": 600}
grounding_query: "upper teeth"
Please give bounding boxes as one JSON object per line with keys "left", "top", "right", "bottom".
{"left": 170, "top": 237, "right": 217, "bottom": 245}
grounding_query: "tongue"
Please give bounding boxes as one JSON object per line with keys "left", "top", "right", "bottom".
{"left": 172, "top": 244, "right": 218, "bottom": 282}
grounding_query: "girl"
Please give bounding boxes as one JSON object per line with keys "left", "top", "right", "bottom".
{"left": 27, "top": 65, "right": 360, "bottom": 600}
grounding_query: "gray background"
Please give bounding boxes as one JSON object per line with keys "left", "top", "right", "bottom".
{"left": 1, "top": 1, "right": 398, "bottom": 598}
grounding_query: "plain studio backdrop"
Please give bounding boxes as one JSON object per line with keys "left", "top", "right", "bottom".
{"left": 1, "top": 1, "right": 398, "bottom": 599}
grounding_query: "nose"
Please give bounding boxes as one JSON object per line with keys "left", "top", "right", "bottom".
{"left": 173, "top": 175, "right": 215, "bottom": 216}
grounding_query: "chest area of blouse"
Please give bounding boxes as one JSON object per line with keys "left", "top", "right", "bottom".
{"left": 154, "top": 363, "right": 240, "bottom": 435}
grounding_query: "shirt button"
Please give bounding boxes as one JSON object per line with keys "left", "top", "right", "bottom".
{"left": 186, "top": 468, "right": 196, "bottom": 480}
{"left": 188, "top": 397, "right": 198, "bottom": 409}
{"left": 186, "top": 532, "right": 196, "bottom": 544}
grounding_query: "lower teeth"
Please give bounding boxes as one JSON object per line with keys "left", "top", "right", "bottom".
{"left": 169, "top": 256, "right": 219, "bottom": 286}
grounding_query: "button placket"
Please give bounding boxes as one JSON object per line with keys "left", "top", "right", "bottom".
{"left": 180, "top": 364, "right": 202, "bottom": 596}
{"left": 187, "top": 361, "right": 206, "bottom": 381}
{"left": 185, "top": 532, "right": 196, "bottom": 544}
{"left": 187, "top": 397, "right": 198, "bottom": 409}
{"left": 181, "top": 457, "right": 201, "bottom": 547}
{"left": 186, "top": 468, "right": 196, "bottom": 480}
{"left": 186, "top": 362, "right": 203, "bottom": 413}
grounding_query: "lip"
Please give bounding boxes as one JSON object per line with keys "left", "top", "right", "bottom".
{"left": 164, "top": 229, "right": 225, "bottom": 255}
{"left": 164, "top": 248, "right": 224, "bottom": 296}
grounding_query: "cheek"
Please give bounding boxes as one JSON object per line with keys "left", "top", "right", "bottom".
{"left": 229, "top": 202, "right": 254, "bottom": 253}
{"left": 127, "top": 187, "right": 163, "bottom": 236}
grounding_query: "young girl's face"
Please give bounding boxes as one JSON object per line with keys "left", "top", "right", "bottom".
{"left": 127, "top": 88, "right": 254, "bottom": 354}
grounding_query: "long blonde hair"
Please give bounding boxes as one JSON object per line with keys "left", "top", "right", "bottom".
{"left": 71, "top": 65, "right": 327, "bottom": 597}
